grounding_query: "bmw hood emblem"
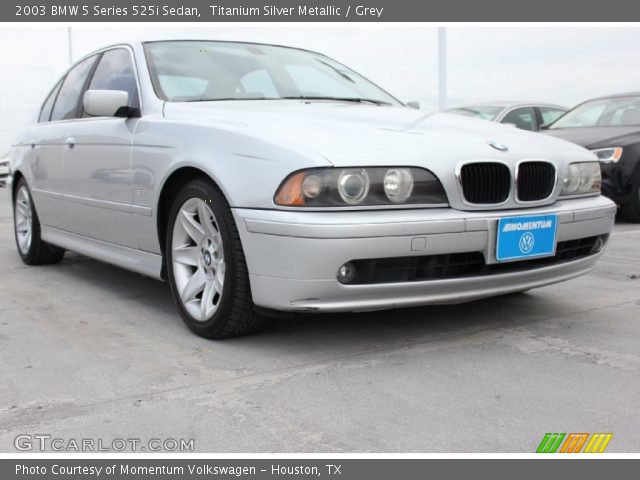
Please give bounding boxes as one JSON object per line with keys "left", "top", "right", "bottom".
{"left": 487, "top": 140, "right": 509, "bottom": 152}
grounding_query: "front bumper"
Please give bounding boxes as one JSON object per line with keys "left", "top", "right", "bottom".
{"left": 233, "top": 195, "right": 616, "bottom": 312}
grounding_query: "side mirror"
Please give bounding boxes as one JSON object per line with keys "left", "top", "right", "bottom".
{"left": 406, "top": 100, "right": 420, "bottom": 110}
{"left": 83, "top": 90, "right": 130, "bottom": 117}
{"left": 539, "top": 123, "right": 549, "bottom": 130}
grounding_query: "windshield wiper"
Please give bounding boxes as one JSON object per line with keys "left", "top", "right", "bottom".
{"left": 180, "top": 96, "right": 392, "bottom": 105}
{"left": 181, "top": 97, "right": 267, "bottom": 102}
{"left": 314, "top": 59, "right": 356, "bottom": 84}
{"left": 280, "top": 96, "right": 392, "bottom": 106}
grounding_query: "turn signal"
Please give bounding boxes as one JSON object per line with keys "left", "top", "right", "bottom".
{"left": 274, "top": 171, "right": 306, "bottom": 206}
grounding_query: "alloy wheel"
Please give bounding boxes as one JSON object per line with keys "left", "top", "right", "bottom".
{"left": 171, "top": 197, "right": 226, "bottom": 321}
{"left": 14, "top": 186, "right": 33, "bottom": 255}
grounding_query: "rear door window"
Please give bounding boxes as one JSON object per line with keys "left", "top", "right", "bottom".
{"left": 38, "top": 80, "right": 62, "bottom": 123}
{"left": 501, "top": 107, "right": 536, "bottom": 131}
{"left": 50, "top": 55, "right": 98, "bottom": 122}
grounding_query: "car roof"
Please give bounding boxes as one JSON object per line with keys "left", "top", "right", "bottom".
{"left": 584, "top": 91, "right": 640, "bottom": 102}
{"left": 449, "top": 101, "right": 566, "bottom": 110}
{"left": 83, "top": 39, "right": 328, "bottom": 60}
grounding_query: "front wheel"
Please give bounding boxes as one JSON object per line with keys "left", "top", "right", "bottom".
{"left": 165, "top": 178, "right": 270, "bottom": 338}
{"left": 13, "top": 178, "right": 65, "bottom": 265}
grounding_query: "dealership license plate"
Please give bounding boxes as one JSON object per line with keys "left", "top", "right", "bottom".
{"left": 496, "top": 214, "right": 558, "bottom": 262}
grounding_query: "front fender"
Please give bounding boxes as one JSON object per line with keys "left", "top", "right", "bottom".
{"left": 132, "top": 118, "right": 331, "bottom": 210}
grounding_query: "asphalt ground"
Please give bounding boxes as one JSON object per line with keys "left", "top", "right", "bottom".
{"left": 0, "top": 188, "right": 638, "bottom": 452}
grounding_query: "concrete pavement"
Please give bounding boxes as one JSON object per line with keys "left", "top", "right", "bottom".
{"left": 0, "top": 189, "right": 638, "bottom": 452}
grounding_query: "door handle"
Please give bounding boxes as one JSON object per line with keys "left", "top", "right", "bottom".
{"left": 66, "top": 137, "right": 76, "bottom": 149}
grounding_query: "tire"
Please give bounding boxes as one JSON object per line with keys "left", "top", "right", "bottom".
{"left": 165, "top": 178, "right": 270, "bottom": 338}
{"left": 620, "top": 177, "right": 640, "bottom": 222}
{"left": 13, "top": 178, "right": 65, "bottom": 265}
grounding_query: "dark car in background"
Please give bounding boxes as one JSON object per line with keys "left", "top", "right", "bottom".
{"left": 544, "top": 92, "right": 640, "bottom": 222}
{"left": 446, "top": 102, "right": 567, "bottom": 131}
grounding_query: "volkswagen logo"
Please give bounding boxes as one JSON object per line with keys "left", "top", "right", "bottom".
{"left": 487, "top": 140, "right": 509, "bottom": 152}
{"left": 519, "top": 232, "right": 535, "bottom": 254}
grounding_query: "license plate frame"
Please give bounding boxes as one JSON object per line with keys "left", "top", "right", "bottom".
{"left": 496, "top": 214, "right": 558, "bottom": 262}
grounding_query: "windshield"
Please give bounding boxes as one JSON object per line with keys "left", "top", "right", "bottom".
{"left": 446, "top": 106, "right": 504, "bottom": 121}
{"left": 550, "top": 96, "right": 640, "bottom": 128}
{"left": 143, "top": 41, "right": 400, "bottom": 105}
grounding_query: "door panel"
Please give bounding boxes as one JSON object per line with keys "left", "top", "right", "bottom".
{"left": 61, "top": 117, "right": 138, "bottom": 247}
{"left": 20, "top": 80, "right": 66, "bottom": 229}
{"left": 28, "top": 54, "right": 100, "bottom": 233}
{"left": 27, "top": 123, "right": 68, "bottom": 230}
{"left": 59, "top": 47, "right": 142, "bottom": 248}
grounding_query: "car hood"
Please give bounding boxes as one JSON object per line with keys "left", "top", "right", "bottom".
{"left": 544, "top": 126, "right": 640, "bottom": 149}
{"left": 163, "top": 100, "right": 589, "bottom": 167}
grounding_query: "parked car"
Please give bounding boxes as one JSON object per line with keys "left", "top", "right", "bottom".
{"left": 8, "top": 40, "right": 615, "bottom": 338}
{"left": 543, "top": 92, "right": 640, "bottom": 221}
{"left": 0, "top": 153, "right": 9, "bottom": 187}
{"left": 446, "top": 102, "right": 567, "bottom": 131}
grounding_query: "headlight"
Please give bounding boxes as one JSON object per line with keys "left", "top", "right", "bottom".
{"left": 383, "top": 168, "right": 414, "bottom": 203}
{"left": 561, "top": 162, "right": 601, "bottom": 196}
{"left": 338, "top": 169, "right": 370, "bottom": 204}
{"left": 591, "top": 147, "right": 622, "bottom": 163}
{"left": 274, "top": 167, "right": 447, "bottom": 207}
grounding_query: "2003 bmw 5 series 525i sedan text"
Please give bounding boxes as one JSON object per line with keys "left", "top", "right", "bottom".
{"left": 8, "top": 40, "right": 616, "bottom": 338}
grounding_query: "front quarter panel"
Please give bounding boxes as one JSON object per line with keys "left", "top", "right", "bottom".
{"left": 131, "top": 117, "right": 331, "bottom": 253}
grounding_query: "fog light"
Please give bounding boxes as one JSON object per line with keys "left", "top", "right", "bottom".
{"left": 337, "top": 262, "right": 356, "bottom": 284}
{"left": 592, "top": 235, "right": 607, "bottom": 253}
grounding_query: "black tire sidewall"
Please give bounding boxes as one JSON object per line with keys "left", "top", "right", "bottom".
{"left": 165, "top": 179, "right": 245, "bottom": 337}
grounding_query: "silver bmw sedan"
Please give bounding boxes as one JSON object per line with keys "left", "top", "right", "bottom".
{"left": 8, "top": 40, "right": 616, "bottom": 338}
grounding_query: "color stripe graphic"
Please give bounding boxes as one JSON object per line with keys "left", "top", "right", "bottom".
{"left": 559, "top": 433, "right": 589, "bottom": 453}
{"left": 584, "top": 433, "right": 613, "bottom": 453}
{"left": 536, "top": 433, "right": 612, "bottom": 453}
{"left": 536, "top": 433, "right": 565, "bottom": 453}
